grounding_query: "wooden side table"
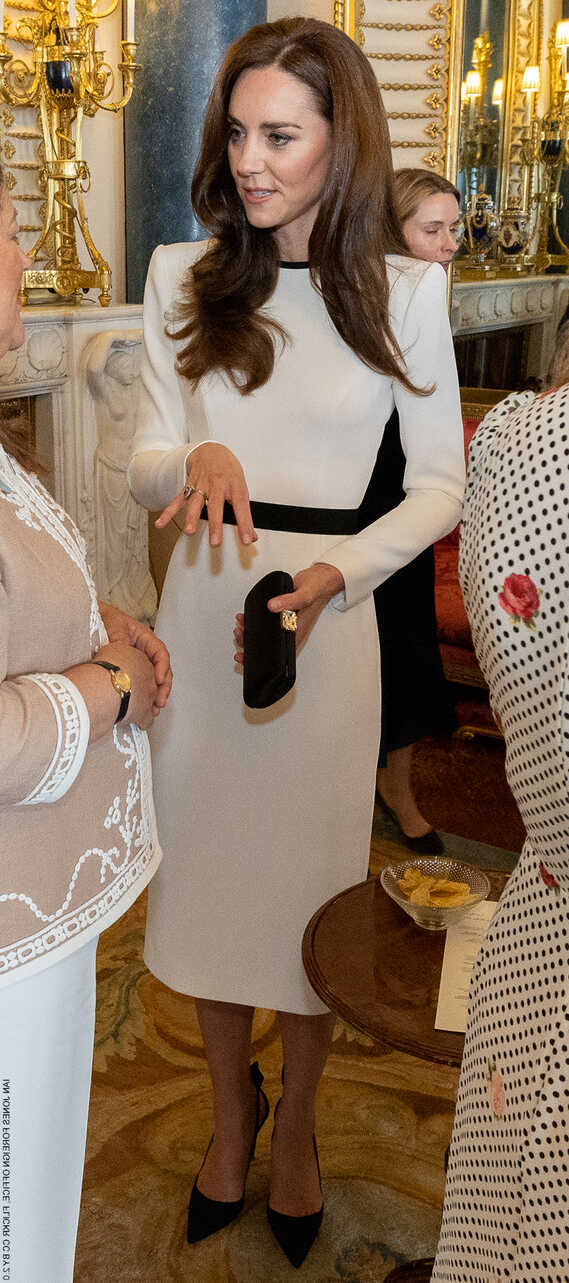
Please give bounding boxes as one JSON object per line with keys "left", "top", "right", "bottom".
{"left": 303, "top": 869, "right": 507, "bottom": 1067}
{"left": 302, "top": 870, "right": 508, "bottom": 1283}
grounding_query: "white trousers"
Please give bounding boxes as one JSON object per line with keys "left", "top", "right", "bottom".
{"left": 0, "top": 938, "right": 97, "bottom": 1283}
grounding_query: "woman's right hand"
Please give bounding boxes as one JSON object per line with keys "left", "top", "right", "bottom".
{"left": 64, "top": 641, "right": 161, "bottom": 740}
{"left": 154, "top": 442, "right": 258, "bottom": 548}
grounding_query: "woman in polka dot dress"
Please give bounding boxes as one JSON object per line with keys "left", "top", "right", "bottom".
{"left": 432, "top": 369, "right": 569, "bottom": 1283}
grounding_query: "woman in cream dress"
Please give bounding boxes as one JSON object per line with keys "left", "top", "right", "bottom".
{"left": 130, "top": 17, "right": 465, "bottom": 1266}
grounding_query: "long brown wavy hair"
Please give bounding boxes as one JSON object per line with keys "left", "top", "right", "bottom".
{"left": 170, "top": 17, "right": 424, "bottom": 397}
{"left": 0, "top": 164, "right": 37, "bottom": 470}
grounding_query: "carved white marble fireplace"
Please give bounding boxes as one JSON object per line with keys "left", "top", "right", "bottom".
{"left": 0, "top": 301, "right": 157, "bottom": 622}
{"left": 452, "top": 275, "right": 569, "bottom": 387}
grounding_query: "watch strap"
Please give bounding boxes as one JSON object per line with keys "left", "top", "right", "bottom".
{"left": 92, "top": 660, "right": 131, "bottom": 724}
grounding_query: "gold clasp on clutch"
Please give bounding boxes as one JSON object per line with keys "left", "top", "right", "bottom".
{"left": 280, "top": 609, "right": 298, "bottom": 632}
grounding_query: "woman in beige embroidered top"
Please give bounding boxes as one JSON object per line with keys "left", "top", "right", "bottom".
{"left": 0, "top": 165, "right": 172, "bottom": 1283}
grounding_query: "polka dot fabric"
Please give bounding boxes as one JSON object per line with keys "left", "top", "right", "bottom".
{"left": 432, "top": 386, "right": 569, "bottom": 1283}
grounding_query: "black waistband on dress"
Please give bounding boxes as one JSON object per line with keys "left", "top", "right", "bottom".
{"left": 220, "top": 500, "right": 363, "bottom": 536}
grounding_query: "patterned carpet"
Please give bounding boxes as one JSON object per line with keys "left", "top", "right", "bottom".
{"left": 74, "top": 730, "right": 521, "bottom": 1283}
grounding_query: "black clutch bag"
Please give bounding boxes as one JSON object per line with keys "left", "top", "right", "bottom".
{"left": 243, "top": 570, "right": 297, "bottom": 708}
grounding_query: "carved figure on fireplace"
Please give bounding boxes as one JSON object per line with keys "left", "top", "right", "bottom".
{"left": 87, "top": 332, "right": 157, "bottom": 623}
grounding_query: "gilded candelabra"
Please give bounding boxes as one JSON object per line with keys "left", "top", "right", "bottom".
{"left": 521, "top": 21, "right": 569, "bottom": 275}
{"left": 455, "top": 32, "right": 504, "bottom": 279}
{"left": 458, "top": 33, "right": 499, "bottom": 206}
{"left": 0, "top": 0, "right": 141, "bottom": 306}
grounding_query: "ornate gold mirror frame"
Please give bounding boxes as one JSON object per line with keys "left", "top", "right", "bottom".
{"left": 499, "top": 0, "right": 541, "bottom": 212}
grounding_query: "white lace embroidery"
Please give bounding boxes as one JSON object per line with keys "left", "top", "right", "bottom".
{"left": 0, "top": 845, "right": 158, "bottom": 974}
{"left": 16, "top": 674, "right": 90, "bottom": 805}
{"left": 7, "top": 725, "right": 141, "bottom": 906}
{"left": 0, "top": 449, "right": 102, "bottom": 648}
{"left": 0, "top": 727, "right": 161, "bottom": 974}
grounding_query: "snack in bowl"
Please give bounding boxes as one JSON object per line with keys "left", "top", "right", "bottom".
{"left": 380, "top": 857, "right": 491, "bottom": 931}
{"left": 397, "top": 867, "right": 471, "bottom": 907}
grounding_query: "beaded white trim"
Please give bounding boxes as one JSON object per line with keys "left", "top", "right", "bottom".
{"left": 0, "top": 843, "right": 159, "bottom": 976}
{"left": 0, "top": 727, "right": 161, "bottom": 976}
{"left": 16, "top": 674, "right": 90, "bottom": 805}
{"left": 7, "top": 724, "right": 144, "bottom": 908}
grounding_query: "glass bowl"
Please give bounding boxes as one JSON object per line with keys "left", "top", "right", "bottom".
{"left": 380, "top": 857, "right": 491, "bottom": 931}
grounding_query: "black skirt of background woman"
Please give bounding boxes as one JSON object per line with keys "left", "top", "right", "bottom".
{"left": 359, "top": 409, "right": 457, "bottom": 766}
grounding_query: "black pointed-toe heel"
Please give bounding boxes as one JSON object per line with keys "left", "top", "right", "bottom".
{"left": 187, "top": 1060, "right": 269, "bottom": 1245}
{"left": 267, "top": 1106, "right": 324, "bottom": 1269}
{"left": 375, "top": 789, "right": 445, "bottom": 856}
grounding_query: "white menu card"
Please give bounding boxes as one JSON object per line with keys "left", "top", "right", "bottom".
{"left": 435, "top": 898, "right": 498, "bottom": 1033}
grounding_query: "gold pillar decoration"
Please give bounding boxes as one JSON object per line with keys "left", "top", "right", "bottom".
{"left": 333, "top": 1, "right": 362, "bottom": 46}
{"left": 0, "top": 0, "right": 141, "bottom": 306}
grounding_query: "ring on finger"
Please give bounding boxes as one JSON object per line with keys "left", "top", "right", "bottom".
{"left": 183, "top": 481, "right": 209, "bottom": 503}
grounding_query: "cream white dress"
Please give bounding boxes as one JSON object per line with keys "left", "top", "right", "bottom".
{"left": 129, "top": 244, "right": 464, "bottom": 1015}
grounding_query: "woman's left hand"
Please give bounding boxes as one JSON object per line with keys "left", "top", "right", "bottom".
{"left": 98, "top": 601, "right": 173, "bottom": 713}
{"left": 233, "top": 563, "right": 345, "bottom": 661}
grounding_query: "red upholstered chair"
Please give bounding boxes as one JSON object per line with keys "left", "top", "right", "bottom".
{"left": 434, "top": 389, "right": 510, "bottom": 740}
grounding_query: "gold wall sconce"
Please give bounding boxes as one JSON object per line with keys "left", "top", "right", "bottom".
{"left": 0, "top": 0, "right": 141, "bottom": 306}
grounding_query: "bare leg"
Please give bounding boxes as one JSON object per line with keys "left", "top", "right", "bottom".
{"left": 195, "top": 998, "right": 260, "bottom": 1201}
{"left": 269, "top": 1010, "right": 335, "bottom": 1215}
{"left": 376, "top": 742, "right": 432, "bottom": 837}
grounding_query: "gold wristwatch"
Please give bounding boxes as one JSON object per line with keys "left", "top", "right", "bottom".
{"left": 92, "top": 660, "right": 132, "bottom": 723}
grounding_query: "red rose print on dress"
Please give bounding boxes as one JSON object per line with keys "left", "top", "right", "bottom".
{"left": 487, "top": 1057, "right": 505, "bottom": 1119}
{"left": 539, "top": 861, "right": 561, "bottom": 899}
{"left": 498, "top": 573, "right": 540, "bottom": 629}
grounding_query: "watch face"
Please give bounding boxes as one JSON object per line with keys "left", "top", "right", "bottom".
{"left": 113, "top": 669, "right": 132, "bottom": 695}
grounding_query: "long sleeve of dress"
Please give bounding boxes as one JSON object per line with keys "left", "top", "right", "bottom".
{"left": 128, "top": 245, "right": 205, "bottom": 510}
{"left": 325, "top": 262, "right": 465, "bottom": 609}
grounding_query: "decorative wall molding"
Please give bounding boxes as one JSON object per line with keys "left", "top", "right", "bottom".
{"left": 0, "top": 5, "right": 44, "bottom": 253}
{"left": 335, "top": 0, "right": 459, "bottom": 174}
